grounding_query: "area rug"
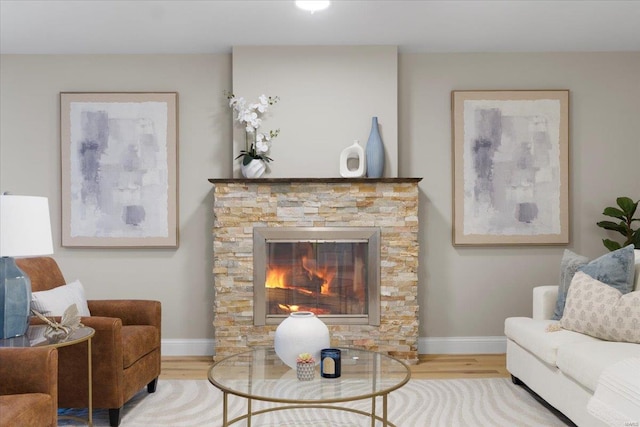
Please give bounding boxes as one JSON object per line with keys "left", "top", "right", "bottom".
{"left": 59, "top": 378, "right": 567, "bottom": 426}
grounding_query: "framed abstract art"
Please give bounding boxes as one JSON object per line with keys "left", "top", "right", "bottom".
{"left": 452, "top": 90, "right": 569, "bottom": 246}
{"left": 60, "top": 92, "right": 178, "bottom": 247}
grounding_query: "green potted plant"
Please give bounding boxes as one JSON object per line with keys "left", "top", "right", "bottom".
{"left": 596, "top": 196, "right": 640, "bottom": 251}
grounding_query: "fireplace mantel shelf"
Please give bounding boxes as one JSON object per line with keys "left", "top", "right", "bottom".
{"left": 208, "top": 177, "right": 422, "bottom": 184}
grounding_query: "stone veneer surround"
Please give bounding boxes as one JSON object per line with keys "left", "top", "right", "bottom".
{"left": 210, "top": 178, "right": 421, "bottom": 364}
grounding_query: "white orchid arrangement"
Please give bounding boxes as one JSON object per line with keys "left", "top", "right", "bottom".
{"left": 226, "top": 92, "right": 280, "bottom": 164}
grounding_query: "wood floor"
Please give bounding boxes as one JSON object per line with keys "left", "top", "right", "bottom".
{"left": 160, "top": 354, "right": 510, "bottom": 381}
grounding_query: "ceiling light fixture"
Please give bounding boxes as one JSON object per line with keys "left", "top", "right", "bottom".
{"left": 295, "top": 1, "right": 330, "bottom": 14}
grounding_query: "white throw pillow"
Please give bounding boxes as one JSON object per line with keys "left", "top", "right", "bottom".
{"left": 31, "top": 279, "right": 91, "bottom": 317}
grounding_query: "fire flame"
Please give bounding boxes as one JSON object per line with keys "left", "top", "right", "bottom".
{"left": 265, "top": 258, "right": 336, "bottom": 296}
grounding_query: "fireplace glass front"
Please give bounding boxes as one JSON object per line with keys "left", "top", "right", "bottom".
{"left": 253, "top": 227, "right": 380, "bottom": 325}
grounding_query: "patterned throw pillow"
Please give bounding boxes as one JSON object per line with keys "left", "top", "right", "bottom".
{"left": 561, "top": 271, "right": 640, "bottom": 344}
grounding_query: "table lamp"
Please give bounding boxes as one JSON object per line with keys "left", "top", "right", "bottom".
{"left": 0, "top": 195, "right": 54, "bottom": 339}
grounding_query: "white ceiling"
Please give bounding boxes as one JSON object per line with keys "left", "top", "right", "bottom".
{"left": 1, "top": 0, "right": 639, "bottom": 54}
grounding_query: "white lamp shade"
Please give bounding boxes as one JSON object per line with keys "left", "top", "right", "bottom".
{"left": 0, "top": 195, "right": 54, "bottom": 257}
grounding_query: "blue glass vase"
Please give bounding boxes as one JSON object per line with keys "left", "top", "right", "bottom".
{"left": 365, "top": 117, "right": 384, "bottom": 178}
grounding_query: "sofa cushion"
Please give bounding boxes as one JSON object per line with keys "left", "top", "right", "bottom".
{"left": 556, "top": 341, "right": 640, "bottom": 392}
{"left": 505, "top": 317, "right": 600, "bottom": 365}
{"left": 561, "top": 271, "right": 640, "bottom": 343}
{"left": 121, "top": 325, "right": 160, "bottom": 369}
{"left": 553, "top": 249, "right": 589, "bottom": 320}
{"left": 31, "top": 279, "right": 91, "bottom": 317}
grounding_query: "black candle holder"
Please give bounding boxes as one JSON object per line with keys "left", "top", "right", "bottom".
{"left": 320, "top": 348, "right": 341, "bottom": 378}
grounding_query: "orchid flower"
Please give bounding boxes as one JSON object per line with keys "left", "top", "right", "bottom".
{"left": 226, "top": 92, "right": 280, "bottom": 163}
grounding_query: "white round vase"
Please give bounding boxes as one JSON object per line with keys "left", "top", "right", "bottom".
{"left": 274, "top": 311, "right": 330, "bottom": 369}
{"left": 241, "top": 158, "right": 266, "bottom": 178}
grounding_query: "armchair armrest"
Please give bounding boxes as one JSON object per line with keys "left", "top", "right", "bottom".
{"left": 88, "top": 300, "right": 161, "bottom": 328}
{"left": 0, "top": 347, "right": 57, "bottom": 396}
{"left": 532, "top": 285, "right": 559, "bottom": 320}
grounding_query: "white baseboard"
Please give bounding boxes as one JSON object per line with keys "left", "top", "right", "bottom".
{"left": 161, "top": 337, "right": 507, "bottom": 356}
{"left": 418, "top": 336, "right": 507, "bottom": 354}
{"left": 161, "top": 339, "right": 215, "bottom": 356}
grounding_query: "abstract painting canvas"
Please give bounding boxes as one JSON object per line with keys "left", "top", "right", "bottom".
{"left": 452, "top": 90, "right": 569, "bottom": 245}
{"left": 61, "top": 92, "right": 178, "bottom": 247}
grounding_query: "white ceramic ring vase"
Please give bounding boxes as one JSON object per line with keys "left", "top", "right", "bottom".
{"left": 274, "top": 311, "right": 330, "bottom": 369}
{"left": 241, "top": 158, "right": 266, "bottom": 178}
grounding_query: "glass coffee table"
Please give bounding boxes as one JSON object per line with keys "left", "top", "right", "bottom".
{"left": 208, "top": 347, "right": 410, "bottom": 427}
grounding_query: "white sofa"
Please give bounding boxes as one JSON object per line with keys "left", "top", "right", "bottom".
{"left": 505, "top": 250, "right": 640, "bottom": 427}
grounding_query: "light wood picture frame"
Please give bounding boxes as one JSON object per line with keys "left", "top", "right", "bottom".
{"left": 61, "top": 92, "right": 178, "bottom": 247}
{"left": 452, "top": 90, "right": 569, "bottom": 246}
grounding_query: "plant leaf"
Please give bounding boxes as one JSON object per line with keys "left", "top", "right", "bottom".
{"left": 596, "top": 220, "right": 629, "bottom": 235}
{"left": 602, "top": 207, "right": 625, "bottom": 220}
{"left": 603, "top": 239, "right": 622, "bottom": 251}
{"left": 633, "top": 228, "right": 640, "bottom": 248}
{"left": 616, "top": 197, "right": 636, "bottom": 216}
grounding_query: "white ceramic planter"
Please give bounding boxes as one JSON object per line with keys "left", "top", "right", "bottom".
{"left": 274, "top": 311, "right": 330, "bottom": 369}
{"left": 241, "top": 159, "right": 266, "bottom": 178}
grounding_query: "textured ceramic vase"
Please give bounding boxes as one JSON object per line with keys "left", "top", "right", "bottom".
{"left": 296, "top": 362, "right": 315, "bottom": 381}
{"left": 240, "top": 158, "right": 266, "bottom": 179}
{"left": 274, "top": 311, "right": 330, "bottom": 369}
{"left": 365, "top": 116, "right": 384, "bottom": 178}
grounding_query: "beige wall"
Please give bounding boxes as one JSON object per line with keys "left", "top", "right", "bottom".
{"left": 1, "top": 52, "right": 638, "bottom": 353}
{"left": 232, "top": 46, "right": 398, "bottom": 178}
{"left": 399, "top": 52, "right": 640, "bottom": 341}
{"left": 0, "top": 55, "right": 232, "bottom": 350}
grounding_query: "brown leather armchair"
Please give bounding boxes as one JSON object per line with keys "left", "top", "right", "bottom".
{"left": 17, "top": 257, "right": 161, "bottom": 427}
{"left": 0, "top": 347, "right": 58, "bottom": 427}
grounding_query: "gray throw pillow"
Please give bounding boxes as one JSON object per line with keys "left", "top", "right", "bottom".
{"left": 552, "top": 250, "right": 589, "bottom": 320}
{"left": 579, "top": 244, "right": 636, "bottom": 295}
{"left": 552, "top": 245, "right": 636, "bottom": 320}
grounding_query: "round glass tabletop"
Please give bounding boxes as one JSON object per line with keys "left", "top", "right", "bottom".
{"left": 0, "top": 325, "right": 95, "bottom": 348}
{"left": 208, "top": 347, "right": 411, "bottom": 404}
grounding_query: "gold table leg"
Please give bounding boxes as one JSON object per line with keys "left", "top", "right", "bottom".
{"left": 223, "top": 391, "right": 228, "bottom": 427}
{"left": 247, "top": 398, "right": 252, "bottom": 427}
{"left": 383, "top": 393, "right": 388, "bottom": 427}
{"left": 371, "top": 396, "right": 376, "bottom": 427}
{"left": 88, "top": 337, "right": 93, "bottom": 427}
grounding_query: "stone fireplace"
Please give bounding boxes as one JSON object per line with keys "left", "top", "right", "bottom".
{"left": 209, "top": 178, "right": 421, "bottom": 364}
